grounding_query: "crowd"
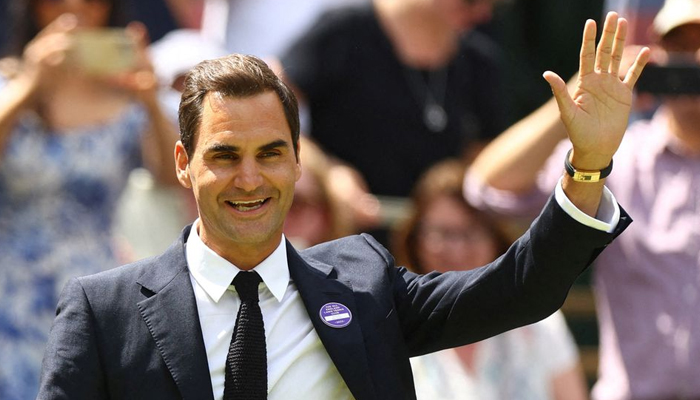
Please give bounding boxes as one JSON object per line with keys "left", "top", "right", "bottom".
{"left": 0, "top": 0, "right": 696, "bottom": 399}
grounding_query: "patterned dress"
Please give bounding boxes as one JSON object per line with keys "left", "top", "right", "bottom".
{"left": 0, "top": 78, "right": 148, "bottom": 400}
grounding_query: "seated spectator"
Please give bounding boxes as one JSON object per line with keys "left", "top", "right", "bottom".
{"left": 0, "top": 0, "right": 178, "bottom": 397}
{"left": 283, "top": 137, "right": 358, "bottom": 248}
{"left": 465, "top": 1, "right": 700, "bottom": 398}
{"left": 393, "top": 159, "right": 588, "bottom": 400}
{"left": 279, "top": 0, "right": 510, "bottom": 245}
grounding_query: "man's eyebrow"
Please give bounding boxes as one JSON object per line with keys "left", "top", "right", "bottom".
{"left": 259, "top": 139, "right": 290, "bottom": 152}
{"left": 205, "top": 140, "right": 290, "bottom": 154}
{"left": 206, "top": 143, "right": 239, "bottom": 153}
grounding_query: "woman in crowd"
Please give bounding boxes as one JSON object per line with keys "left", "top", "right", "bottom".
{"left": 283, "top": 137, "right": 358, "bottom": 249}
{"left": 393, "top": 159, "right": 589, "bottom": 400}
{"left": 0, "top": 0, "right": 177, "bottom": 397}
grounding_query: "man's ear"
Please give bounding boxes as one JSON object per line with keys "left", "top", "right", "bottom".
{"left": 295, "top": 142, "right": 302, "bottom": 182}
{"left": 174, "top": 141, "right": 192, "bottom": 189}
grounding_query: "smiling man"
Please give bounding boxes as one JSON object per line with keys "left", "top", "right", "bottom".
{"left": 38, "top": 17, "right": 649, "bottom": 399}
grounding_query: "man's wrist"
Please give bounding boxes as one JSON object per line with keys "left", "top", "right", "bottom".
{"left": 564, "top": 149, "right": 613, "bottom": 183}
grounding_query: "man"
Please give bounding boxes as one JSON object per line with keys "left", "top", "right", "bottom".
{"left": 465, "top": 1, "right": 700, "bottom": 399}
{"left": 37, "top": 13, "right": 648, "bottom": 400}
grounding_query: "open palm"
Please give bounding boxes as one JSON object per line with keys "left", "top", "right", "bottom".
{"left": 544, "top": 13, "right": 650, "bottom": 168}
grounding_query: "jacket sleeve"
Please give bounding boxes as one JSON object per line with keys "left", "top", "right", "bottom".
{"left": 390, "top": 195, "right": 630, "bottom": 357}
{"left": 37, "top": 277, "right": 108, "bottom": 400}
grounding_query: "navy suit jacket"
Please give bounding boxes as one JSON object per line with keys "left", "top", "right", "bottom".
{"left": 37, "top": 197, "right": 630, "bottom": 399}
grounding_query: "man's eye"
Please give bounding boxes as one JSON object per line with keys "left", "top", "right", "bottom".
{"left": 260, "top": 151, "right": 280, "bottom": 158}
{"left": 214, "top": 154, "right": 236, "bottom": 160}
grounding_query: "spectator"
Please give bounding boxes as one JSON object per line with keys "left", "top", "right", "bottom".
{"left": 465, "top": 1, "right": 700, "bottom": 398}
{"left": 0, "top": 0, "right": 178, "bottom": 397}
{"left": 394, "top": 159, "right": 588, "bottom": 400}
{"left": 200, "top": 0, "right": 367, "bottom": 59}
{"left": 280, "top": 0, "right": 509, "bottom": 200}
{"left": 283, "top": 137, "right": 358, "bottom": 249}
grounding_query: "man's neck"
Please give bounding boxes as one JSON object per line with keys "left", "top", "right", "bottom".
{"left": 667, "top": 110, "right": 700, "bottom": 156}
{"left": 196, "top": 223, "right": 283, "bottom": 270}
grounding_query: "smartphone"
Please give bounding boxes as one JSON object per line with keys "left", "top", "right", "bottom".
{"left": 70, "top": 28, "right": 137, "bottom": 76}
{"left": 636, "top": 64, "right": 700, "bottom": 95}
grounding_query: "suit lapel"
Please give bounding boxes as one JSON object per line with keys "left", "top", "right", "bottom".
{"left": 136, "top": 227, "right": 215, "bottom": 400}
{"left": 287, "top": 242, "right": 377, "bottom": 400}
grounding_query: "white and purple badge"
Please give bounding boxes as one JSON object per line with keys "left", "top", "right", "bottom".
{"left": 319, "top": 302, "right": 352, "bottom": 328}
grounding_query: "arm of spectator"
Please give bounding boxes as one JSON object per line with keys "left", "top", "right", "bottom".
{"left": 110, "top": 22, "right": 180, "bottom": 186}
{"left": 325, "top": 160, "right": 382, "bottom": 231}
{"left": 0, "top": 15, "right": 76, "bottom": 156}
{"left": 552, "top": 363, "right": 590, "bottom": 400}
{"left": 467, "top": 94, "right": 569, "bottom": 195}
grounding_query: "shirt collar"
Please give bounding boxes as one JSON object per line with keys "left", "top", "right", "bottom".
{"left": 185, "top": 220, "right": 290, "bottom": 303}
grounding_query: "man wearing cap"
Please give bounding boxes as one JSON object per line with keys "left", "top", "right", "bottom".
{"left": 465, "top": 1, "right": 700, "bottom": 399}
{"left": 37, "top": 12, "right": 649, "bottom": 400}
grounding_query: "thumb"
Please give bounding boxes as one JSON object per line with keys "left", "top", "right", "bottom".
{"left": 543, "top": 71, "right": 576, "bottom": 124}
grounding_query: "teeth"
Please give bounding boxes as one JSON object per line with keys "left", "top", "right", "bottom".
{"left": 229, "top": 199, "right": 265, "bottom": 211}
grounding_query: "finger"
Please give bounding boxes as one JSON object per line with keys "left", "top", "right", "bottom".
{"left": 609, "top": 18, "right": 628, "bottom": 76}
{"left": 595, "top": 12, "right": 619, "bottom": 73}
{"left": 125, "top": 22, "right": 153, "bottom": 69}
{"left": 34, "top": 14, "right": 78, "bottom": 39}
{"left": 543, "top": 71, "right": 577, "bottom": 123}
{"left": 126, "top": 22, "right": 151, "bottom": 48}
{"left": 580, "top": 19, "right": 598, "bottom": 77}
{"left": 623, "top": 47, "right": 651, "bottom": 89}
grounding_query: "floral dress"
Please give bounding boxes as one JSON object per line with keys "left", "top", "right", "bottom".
{"left": 0, "top": 78, "right": 148, "bottom": 400}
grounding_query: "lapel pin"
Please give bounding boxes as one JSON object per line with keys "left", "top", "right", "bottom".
{"left": 319, "top": 302, "right": 352, "bottom": 328}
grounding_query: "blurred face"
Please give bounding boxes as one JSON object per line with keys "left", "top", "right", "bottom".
{"left": 175, "top": 91, "right": 301, "bottom": 266}
{"left": 33, "top": 0, "right": 111, "bottom": 29}
{"left": 432, "top": 0, "right": 495, "bottom": 31}
{"left": 283, "top": 171, "right": 331, "bottom": 249}
{"left": 416, "top": 195, "right": 498, "bottom": 272}
{"left": 660, "top": 24, "right": 700, "bottom": 122}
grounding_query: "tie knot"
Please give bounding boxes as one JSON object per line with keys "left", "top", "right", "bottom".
{"left": 232, "top": 271, "right": 262, "bottom": 302}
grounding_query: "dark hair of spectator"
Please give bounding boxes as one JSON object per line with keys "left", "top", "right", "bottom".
{"left": 178, "top": 54, "right": 300, "bottom": 159}
{"left": 392, "top": 158, "right": 511, "bottom": 274}
{"left": 4, "top": 0, "right": 127, "bottom": 58}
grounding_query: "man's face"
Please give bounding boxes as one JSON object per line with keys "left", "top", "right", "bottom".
{"left": 175, "top": 91, "right": 301, "bottom": 265}
{"left": 660, "top": 24, "right": 700, "bottom": 120}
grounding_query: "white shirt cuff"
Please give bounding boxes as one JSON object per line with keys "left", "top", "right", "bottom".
{"left": 554, "top": 177, "right": 620, "bottom": 233}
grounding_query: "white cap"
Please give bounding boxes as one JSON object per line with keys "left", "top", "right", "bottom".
{"left": 653, "top": 0, "right": 700, "bottom": 37}
{"left": 149, "top": 29, "right": 228, "bottom": 87}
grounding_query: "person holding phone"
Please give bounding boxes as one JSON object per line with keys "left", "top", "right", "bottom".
{"left": 465, "top": 0, "right": 700, "bottom": 398}
{"left": 0, "top": 0, "right": 178, "bottom": 398}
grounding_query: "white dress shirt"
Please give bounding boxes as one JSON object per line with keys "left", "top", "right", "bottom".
{"left": 185, "top": 225, "right": 353, "bottom": 400}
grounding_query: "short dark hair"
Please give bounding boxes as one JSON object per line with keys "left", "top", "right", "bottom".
{"left": 178, "top": 54, "right": 300, "bottom": 159}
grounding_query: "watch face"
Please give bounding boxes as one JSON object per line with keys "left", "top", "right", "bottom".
{"left": 564, "top": 149, "right": 612, "bottom": 182}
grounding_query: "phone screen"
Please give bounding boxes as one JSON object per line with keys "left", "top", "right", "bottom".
{"left": 70, "top": 29, "right": 137, "bottom": 76}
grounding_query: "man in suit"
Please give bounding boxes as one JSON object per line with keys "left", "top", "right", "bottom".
{"left": 37, "top": 12, "right": 649, "bottom": 400}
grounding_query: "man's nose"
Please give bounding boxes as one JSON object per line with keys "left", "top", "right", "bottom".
{"left": 233, "top": 158, "right": 264, "bottom": 192}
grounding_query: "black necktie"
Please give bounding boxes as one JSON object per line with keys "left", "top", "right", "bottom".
{"left": 224, "top": 271, "right": 267, "bottom": 400}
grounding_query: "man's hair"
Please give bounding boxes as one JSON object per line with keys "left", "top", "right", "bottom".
{"left": 178, "top": 54, "right": 300, "bottom": 158}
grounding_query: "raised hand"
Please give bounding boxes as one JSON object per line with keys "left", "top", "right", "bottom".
{"left": 543, "top": 12, "right": 650, "bottom": 171}
{"left": 20, "top": 14, "right": 77, "bottom": 93}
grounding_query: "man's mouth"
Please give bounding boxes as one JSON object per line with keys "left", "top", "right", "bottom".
{"left": 226, "top": 198, "right": 269, "bottom": 212}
